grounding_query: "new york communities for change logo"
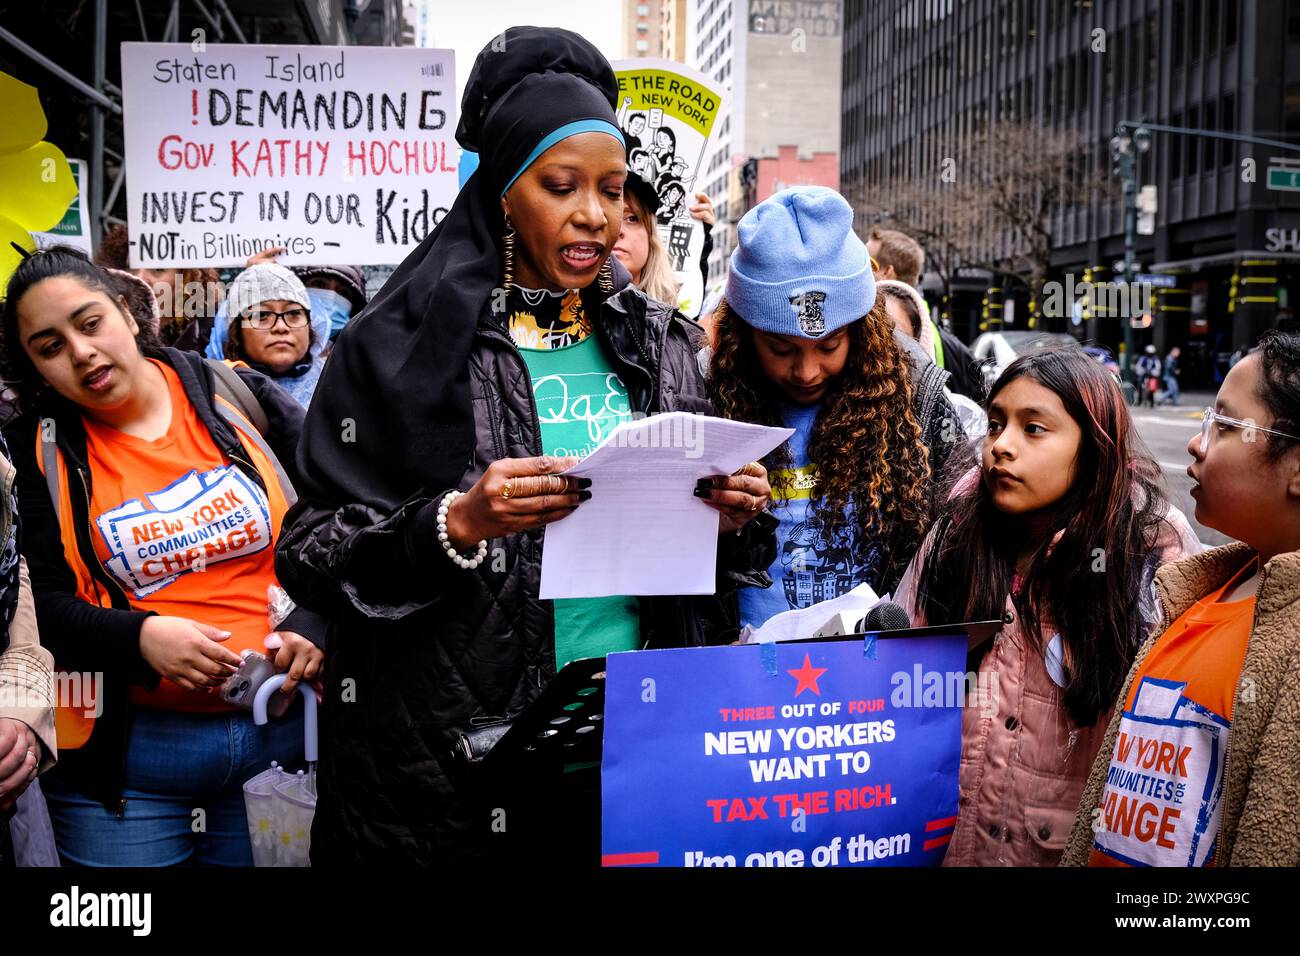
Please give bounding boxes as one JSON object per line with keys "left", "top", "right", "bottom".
{"left": 96, "top": 465, "right": 271, "bottom": 598}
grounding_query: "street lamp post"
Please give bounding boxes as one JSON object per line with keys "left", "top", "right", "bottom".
{"left": 1110, "top": 125, "right": 1150, "bottom": 401}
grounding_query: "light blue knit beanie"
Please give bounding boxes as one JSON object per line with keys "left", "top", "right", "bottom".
{"left": 725, "top": 186, "right": 874, "bottom": 339}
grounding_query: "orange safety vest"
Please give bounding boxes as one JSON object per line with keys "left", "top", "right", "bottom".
{"left": 36, "top": 362, "right": 297, "bottom": 749}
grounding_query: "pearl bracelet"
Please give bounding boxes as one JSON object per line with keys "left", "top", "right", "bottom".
{"left": 436, "top": 491, "right": 488, "bottom": 570}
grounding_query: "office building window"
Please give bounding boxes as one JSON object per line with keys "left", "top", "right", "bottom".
{"left": 1190, "top": 3, "right": 1202, "bottom": 61}
{"left": 1222, "top": 93, "right": 1236, "bottom": 167}
{"left": 1286, "top": 84, "right": 1300, "bottom": 135}
{"left": 1187, "top": 104, "right": 1200, "bottom": 176}
{"left": 1203, "top": 101, "right": 1217, "bottom": 169}
{"left": 1146, "top": 14, "right": 1159, "bottom": 80}
{"left": 1173, "top": 1, "right": 1186, "bottom": 68}
{"left": 1104, "top": 37, "right": 1115, "bottom": 99}
{"left": 1170, "top": 110, "right": 1183, "bottom": 179}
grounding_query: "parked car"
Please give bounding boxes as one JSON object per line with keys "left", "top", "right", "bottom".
{"left": 971, "top": 331, "right": 1082, "bottom": 389}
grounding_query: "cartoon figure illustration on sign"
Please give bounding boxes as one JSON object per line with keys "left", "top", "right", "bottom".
{"left": 790, "top": 291, "right": 828, "bottom": 337}
{"left": 623, "top": 110, "right": 648, "bottom": 152}
{"left": 657, "top": 180, "right": 687, "bottom": 225}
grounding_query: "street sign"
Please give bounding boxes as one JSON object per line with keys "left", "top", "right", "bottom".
{"left": 1267, "top": 159, "right": 1300, "bottom": 192}
{"left": 1135, "top": 273, "right": 1177, "bottom": 288}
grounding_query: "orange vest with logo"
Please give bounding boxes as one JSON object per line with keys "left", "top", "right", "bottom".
{"left": 37, "top": 381, "right": 294, "bottom": 749}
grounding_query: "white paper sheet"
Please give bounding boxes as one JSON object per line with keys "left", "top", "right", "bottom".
{"left": 538, "top": 412, "right": 793, "bottom": 599}
{"left": 741, "top": 583, "right": 884, "bottom": 644}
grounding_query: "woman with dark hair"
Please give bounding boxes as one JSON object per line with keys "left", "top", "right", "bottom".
{"left": 1066, "top": 331, "right": 1300, "bottom": 867}
{"left": 221, "top": 264, "right": 328, "bottom": 408}
{"left": 894, "top": 346, "right": 1199, "bottom": 866}
{"left": 273, "top": 26, "right": 775, "bottom": 866}
{"left": 0, "top": 246, "right": 327, "bottom": 865}
{"left": 706, "top": 186, "right": 971, "bottom": 626}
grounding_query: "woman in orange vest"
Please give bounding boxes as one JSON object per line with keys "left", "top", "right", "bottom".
{"left": 0, "top": 247, "right": 327, "bottom": 866}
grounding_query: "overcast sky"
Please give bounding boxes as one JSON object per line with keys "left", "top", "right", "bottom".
{"left": 422, "top": 0, "right": 624, "bottom": 107}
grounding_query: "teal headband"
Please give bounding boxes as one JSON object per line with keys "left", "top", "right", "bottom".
{"left": 499, "top": 120, "right": 626, "bottom": 197}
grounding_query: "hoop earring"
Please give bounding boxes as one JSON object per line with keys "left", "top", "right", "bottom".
{"left": 501, "top": 216, "right": 516, "bottom": 293}
{"left": 598, "top": 255, "right": 614, "bottom": 295}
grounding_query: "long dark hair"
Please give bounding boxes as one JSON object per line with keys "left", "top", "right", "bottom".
{"left": 916, "top": 347, "right": 1171, "bottom": 726}
{"left": 707, "top": 296, "right": 933, "bottom": 592}
{"left": 1, "top": 245, "right": 162, "bottom": 407}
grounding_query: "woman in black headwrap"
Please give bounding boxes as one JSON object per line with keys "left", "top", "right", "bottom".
{"left": 275, "top": 26, "right": 776, "bottom": 865}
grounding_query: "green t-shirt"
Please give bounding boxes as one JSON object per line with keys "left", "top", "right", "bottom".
{"left": 507, "top": 286, "right": 641, "bottom": 668}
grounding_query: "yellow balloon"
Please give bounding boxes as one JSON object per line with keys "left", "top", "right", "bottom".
{"left": 0, "top": 215, "right": 37, "bottom": 290}
{"left": 0, "top": 72, "right": 48, "bottom": 155}
{"left": 0, "top": 142, "right": 78, "bottom": 233}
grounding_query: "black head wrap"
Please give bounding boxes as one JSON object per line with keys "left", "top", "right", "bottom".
{"left": 294, "top": 26, "right": 625, "bottom": 512}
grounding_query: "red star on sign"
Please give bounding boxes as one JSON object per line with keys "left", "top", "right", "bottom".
{"left": 787, "top": 653, "right": 828, "bottom": 697}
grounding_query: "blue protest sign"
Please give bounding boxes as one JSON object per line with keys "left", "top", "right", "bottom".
{"left": 601, "top": 636, "right": 967, "bottom": 867}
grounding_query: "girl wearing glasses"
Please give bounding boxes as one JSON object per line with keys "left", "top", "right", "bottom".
{"left": 221, "top": 264, "right": 329, "bottom": 408}
{"left": 0, "top": 247, "right": 327, "bottom": 865}
{"left": 893, "top": 347, "right": 1198, "bottom": 865}
{"left": 1066, "top": 331, "right": 1300, "bottom": 867}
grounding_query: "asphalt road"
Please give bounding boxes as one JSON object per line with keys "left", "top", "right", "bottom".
{"left": 1128, "top": 390, "right": 1231, "bottom": 548}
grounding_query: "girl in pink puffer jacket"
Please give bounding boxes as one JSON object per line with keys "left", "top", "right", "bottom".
{"left": 894, "top": 347, "right": 1199, "bottom": 866}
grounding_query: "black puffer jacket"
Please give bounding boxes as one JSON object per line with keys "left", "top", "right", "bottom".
{"left": 275, "top": 286, "right": 777, "bottom": 865}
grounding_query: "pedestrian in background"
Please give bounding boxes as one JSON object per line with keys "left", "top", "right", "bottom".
{"left": 868, "top": 227, "right": 982, "bottom": 401}
{"left": 1134, "top": 344, "right": 1162, "bottom": 408}
{"left": 1163, "top": 345, "right": 1182, "bottom": 406}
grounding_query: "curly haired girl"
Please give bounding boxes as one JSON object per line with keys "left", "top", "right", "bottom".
{"left": 705, "top": 187, "right": 972, "bottom": 627}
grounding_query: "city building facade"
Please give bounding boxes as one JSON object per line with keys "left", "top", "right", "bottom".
{"left": 691, "top": 0, "right": 844, "bottom": 288}
{"left": 841, "top": 0, "right": 1300, "bottom": 386}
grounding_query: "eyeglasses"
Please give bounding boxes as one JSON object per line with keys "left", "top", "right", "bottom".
{"left": 242, "top": 307, "right": 309, "bottom": 331}
{"left": 1199, "top": 406, "right": 1300, "bottom": 455}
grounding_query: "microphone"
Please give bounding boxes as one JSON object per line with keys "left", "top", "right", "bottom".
{"left": 858, "top": 601, "right": 912, "bottom": 633}
{"left": 808, "top": 600, "right": 913, "bottom": 639}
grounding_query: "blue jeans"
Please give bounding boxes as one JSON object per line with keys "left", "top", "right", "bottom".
{"left": 1163, "top": 374, "right": 1180, "bottom": 405}
{"left": 43, "top": 705, "right": 305, "bottom": 866}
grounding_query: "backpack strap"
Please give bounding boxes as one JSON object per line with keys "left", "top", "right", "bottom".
{"left": 40, "top": 429, "right": 60, "bottom": 515}
{"left": 203, "top": 359, "right": 297, "bottom": 506}
{"left": 204, "top": 358, "right": 271, "bottom": 436}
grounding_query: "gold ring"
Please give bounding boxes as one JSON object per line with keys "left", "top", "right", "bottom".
{"left": 500, "top": 480, "right": 514, "bottom": 499}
